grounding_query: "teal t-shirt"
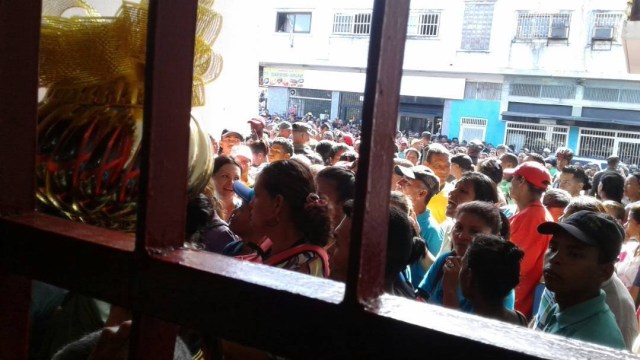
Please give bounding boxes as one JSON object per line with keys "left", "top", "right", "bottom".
{"left": 540, "top": 290, "right": 625, "bottom": 350}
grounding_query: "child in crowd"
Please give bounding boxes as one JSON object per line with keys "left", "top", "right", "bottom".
{"left": 459, "top": 234, "right": 527, "bottom": 325}
{"left": 417, "top": 201, "right": 513, "bottom": 313}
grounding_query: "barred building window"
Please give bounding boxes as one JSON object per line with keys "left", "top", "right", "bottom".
{"left": 464, "top": 82, "right": 502, "bottom": 101}
{"left": 509, "top": 83, "right": 576, "bottom": 100}
{"left": 460, "top": 3, "right": 495, "bottom": 51}
{"left": 407, "top": 11, "right": 440, "bottom": 37}
{"left": 333, "top": 12, "right": 372, "bottom": 35}
{"left": 515, "top": 12, "right": 571, "bottom": 40}
{"left": 591, "top": 12, "right": 624, "bottom": 42}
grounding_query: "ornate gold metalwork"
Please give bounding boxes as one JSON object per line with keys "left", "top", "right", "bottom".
{"left": 36, "top": 1, "right": 219, "bottom": 230}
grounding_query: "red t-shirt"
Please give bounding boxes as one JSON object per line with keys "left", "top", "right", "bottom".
{"left": 509, "top": 201, "right": 553, "bottom": 318}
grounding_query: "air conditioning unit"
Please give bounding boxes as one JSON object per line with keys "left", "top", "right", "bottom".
{"left": 549, "top": 25, "right": 569, "bottom": 39}
{"left": 593, "top": 26, "right": 614, "bottom": 41}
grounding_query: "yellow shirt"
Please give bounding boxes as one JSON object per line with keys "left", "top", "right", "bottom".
{"left": 427, "top": 182, "right": 452, "bottom": 224}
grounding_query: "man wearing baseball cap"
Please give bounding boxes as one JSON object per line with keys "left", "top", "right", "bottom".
{"left": 395, "top": 165, "right": 442, "bottom": 285}
{"left": 247, "top": 116, "right": 269, "bottom": 142}
{"left": 504, "top": 161, "right": 554, "bottom": 318}
{"left": 534, "top": 211, "right": 625, "bottom": 349}
{"left": 291, "top": 122, "right": 315, "bottom": 157}
{"left": 219, "top": 129, "right": 244, "bottom": 156}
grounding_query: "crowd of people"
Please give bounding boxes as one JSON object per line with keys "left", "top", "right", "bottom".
{"left": 45, "top": 114, "right": 640, "bottom": 358}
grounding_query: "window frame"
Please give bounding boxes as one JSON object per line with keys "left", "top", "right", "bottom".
{"left": 0, "top": 0, "right": 636, "bottom": 359}
{"left": 275, "top": 11, "right": 312, "bottom": 34}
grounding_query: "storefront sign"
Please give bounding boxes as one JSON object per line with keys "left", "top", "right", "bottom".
{"left": 262, "top": 67, "right": 305, "bottom": 88}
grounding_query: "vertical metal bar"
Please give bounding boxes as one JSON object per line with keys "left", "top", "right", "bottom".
{"left": 130, "top": 314, "right": 179, "bottom": 360}
{"left": 135, "top": 0, "right": 197, "bottom": 252}
{"left": 0, "top": 0, "right": 40, "bottom": 214}
{"left": 345, "top": 0, "right": 410, "bottom": 304}
{"left": 0, "top": 272, "right": 32, "bottom": 360}
{"left": 0, "top": 1, "right": 41, "bottom": 358}
{"left": 631, "top": 0, "right": 640, "bottom": 21}
{"left": 130, "top": 0, "right": 199, "bottom": 358}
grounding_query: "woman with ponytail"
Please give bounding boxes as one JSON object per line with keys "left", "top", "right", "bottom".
{"left": 330, "top": 197, "right": 426, "bottom": 300}
{"left": 249, "top": 159, "right": 332, "bottom": 277}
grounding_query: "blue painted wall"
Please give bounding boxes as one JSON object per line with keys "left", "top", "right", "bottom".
{"left": 447, "top": 100, "right": 504, "bottom": 146}
{"left": 567, "top": 126, "right": 579, "bottom": 151}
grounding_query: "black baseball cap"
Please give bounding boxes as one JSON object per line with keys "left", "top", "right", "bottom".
{"left": 537, "top": 210, "right": 624, "bottom": 263}
{"left": 394, "top": 165, "right": 440, "bottom": 196}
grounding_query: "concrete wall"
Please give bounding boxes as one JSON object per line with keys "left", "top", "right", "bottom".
{"left": 192, "top": 0, "right": 261, "bottom": 139}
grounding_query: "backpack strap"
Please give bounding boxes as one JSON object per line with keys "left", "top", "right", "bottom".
{"left": 264, "top": 244, "right": 330, "bottom": 278}
{"left": 244, "top": 237, "right": 272, "bottom": 258}
{"left": 258, "top": 238, "right": 272, "bottom": 254}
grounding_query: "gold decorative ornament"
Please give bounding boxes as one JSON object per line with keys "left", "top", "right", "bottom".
{"left": 36, "top": 0, "right": 222, "bottom": 230}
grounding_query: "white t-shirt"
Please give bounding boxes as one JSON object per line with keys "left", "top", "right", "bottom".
{"left": 602, "top": 273, "right": 639, "bottom": 350}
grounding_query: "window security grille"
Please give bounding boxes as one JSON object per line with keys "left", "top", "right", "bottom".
{"left": 464, "top": 82, "right": 502, "bottom": 101}
{"left": 332, "top": 13, "right": 353, "bottom": 34}
{"left": 515, "top": 13, "right": 571, "bottom": 40}
{"left": 407, "top": 11, "right": 440, "bottom": 37}
{"left": 334, "top": 10, "right": 439, "bottom": 37}
{"left": 509, "top": 83, "right": 576, "bottom": 100}
{"left": 592, "top": 12, "right": 623, "bottom": 41}
{"left": 353, "top": 13, "right": 372, "bottom": 34}
{"left": 578, "top": 128, "right": 640, "bottom": 165}
{"left": 583, "top": 87, "right": 640, "bottom": 104}
{"left": 504, "top": 122, "right": 568, "bottom": 153}
{"left": 332, "top": 12, "right": 372, "bottom": 35}
{"left": 459, "top": 117, "right": 487, "bottom": 142}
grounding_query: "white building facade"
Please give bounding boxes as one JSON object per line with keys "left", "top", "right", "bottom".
{"left": 257, "top": 0, "right": 640, "bottom": 164}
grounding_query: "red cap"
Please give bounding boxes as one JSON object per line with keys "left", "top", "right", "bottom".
{"left": 503, "top": 161, "right": 551, "bottom": 190}
{"left": 248, "top": 116, "right": 266, "bottom": 126}
{"left": 342, "top": 134, "right": 354, "bottom": 147}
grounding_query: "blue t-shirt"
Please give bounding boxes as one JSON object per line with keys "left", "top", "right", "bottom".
{"left": 417, "top": 251, "right": 515, "bottom": 313}
{"left": 417, "top": 210, "right": 442, "bottom": 255}
{"left": 407, "top": 261, "right": 426, "bottom": 289}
